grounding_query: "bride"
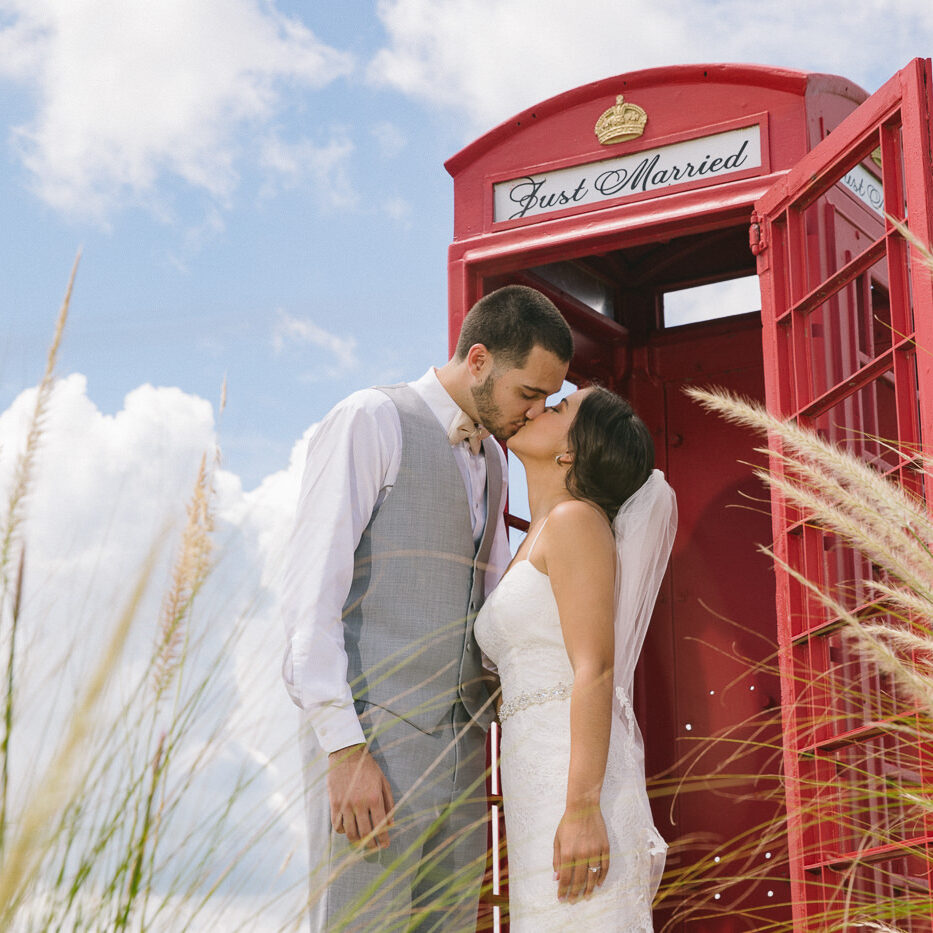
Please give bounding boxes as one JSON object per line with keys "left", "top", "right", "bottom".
{"left": 474, "top": 386, "right": 676, "bottom": 931}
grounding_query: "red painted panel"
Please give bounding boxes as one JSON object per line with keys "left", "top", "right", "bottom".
{"left": 628, "top": 323, "right": 789, "bottom": 930}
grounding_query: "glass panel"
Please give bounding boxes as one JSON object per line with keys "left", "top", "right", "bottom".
{"left": 799, "top": 130, "right": 887, "bottom": 290}
{"left": 792, "top": 638, "right": 835, "bottom": 748}
{"left": 815, "top": 852, "right": 933, "bottom": 931}
{"left": 880, "top": 124, "right": 909, "bottom": 226}
{"left": 839, "top": 157, "right": 885, "bottom": 219}
{"left": 797, "top": 752, "right": 841, "bottom": 864}
{"left": 662, "top": 274, "right": 760, "bottom": 328}
{"left": 819, "top": 535, "right": 875, "bottom": 613}
{"left": 787, "top": 523, "right": 835, "bottom": 639}
{"left": 829, "top": 732, "right": 928, "bottom": 855}
{"left": 528, "top": 262, "right": 615, "bottom": 317}
{"left": 821, "top": 627, "right": 900, "bottom": 734}
{"left": 802, "top": 253, "right": 890, "bottom": 401}
{"left": 812, "top": 371, "right": 900, "bottom": 470}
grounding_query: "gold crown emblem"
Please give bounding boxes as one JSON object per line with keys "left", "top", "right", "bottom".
{"left": 594, "top": 95, "right": 648, "bottom": 145}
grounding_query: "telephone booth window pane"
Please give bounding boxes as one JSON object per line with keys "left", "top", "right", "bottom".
{"left": 818, "top": 535, "right": 874, "bottom": 614}
{"left": 528, "top": 261, "right": 615, "bottom": 317}
{"left": 662, "top": 274, "right": 760, "bottom": 328}
{"left": 799, "top": 133, "right": 888, "bottom": 290}
{"left": 812, "top": 373, "right": 900, "bottom": 470}
{"left": 823, "top": 625, "right": 895, "bottom": 730}
{"left": 865, "top": 277, "right": 892, "bottom": 357}
{"left": 880, "top": 123, "right": 910, "bottom": 226}
{"left": 798, "top": 253, "right": 891, "bottom": 402}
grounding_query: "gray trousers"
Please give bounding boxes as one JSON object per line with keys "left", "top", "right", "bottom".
{"left": 301, "top": 704, "right": 489, "bottom": 933}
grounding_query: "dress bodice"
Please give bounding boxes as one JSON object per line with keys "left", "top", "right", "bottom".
{"left": 474, "top": 560, "right": 574, "bottom": 706}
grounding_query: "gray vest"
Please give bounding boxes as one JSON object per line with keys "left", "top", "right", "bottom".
{"left": 342, "top": 384, "right": 502, "bottom": 733}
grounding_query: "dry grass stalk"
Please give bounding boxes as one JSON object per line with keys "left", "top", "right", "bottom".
{"left": 0, "top": 554, "right": 153, "bottom": 925}
{"left": 0, "top": 255, "right": 80, "bottom": 860}
{"left": 844, "top": 624, "right": 933, "bottom": 715}
{"left": 0, "top": 265, "right": 316, "bottom": 931}
{"left": 0, "top": 252, "right": 79, "bottom": 591}
{"left": 761, "top": 451, "right": 933, "bottom": 600}
{"left": 0, "top": 548, "right": 24, "bottom": 855}
{"left": 151, "top": 453, "right": 214, "bottom": 703}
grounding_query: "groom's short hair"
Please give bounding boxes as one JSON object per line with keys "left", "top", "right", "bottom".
{"left": 455, "top": 285, "right": 573, "bottom": 369}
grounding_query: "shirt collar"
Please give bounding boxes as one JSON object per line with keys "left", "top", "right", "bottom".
{"left": 410, "top": 367, "right": 473, "bottom": 437}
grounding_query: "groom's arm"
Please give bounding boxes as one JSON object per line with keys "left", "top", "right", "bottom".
{"left": 281, "top": 389, "right": 400, "bottom": 753}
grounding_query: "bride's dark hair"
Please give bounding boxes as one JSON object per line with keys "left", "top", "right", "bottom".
{"left": 565, "top": 386, "right": 654, "bottom": 520}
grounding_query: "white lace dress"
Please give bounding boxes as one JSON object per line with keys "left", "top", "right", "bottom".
{"left": 474, "top": 555, "right": 666, "bottom": 932}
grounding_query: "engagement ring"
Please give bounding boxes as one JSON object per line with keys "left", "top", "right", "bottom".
{"left": 588, "top": 866, "right": 600, "bottom": 873}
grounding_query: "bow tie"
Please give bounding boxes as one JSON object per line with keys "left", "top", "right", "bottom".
{"left": 447, "top": 409, "right": 489, "bottom": 455}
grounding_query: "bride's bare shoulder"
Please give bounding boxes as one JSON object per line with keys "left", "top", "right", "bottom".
{"left": 540, "top": 499, "right": 615, "bottom": 586}
{"left": 546, "top": 499, "right": 613, "bottom": 550}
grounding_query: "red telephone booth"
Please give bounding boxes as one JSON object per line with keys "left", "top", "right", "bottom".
{"left": 447, "top": 60, "right": 933, "bottom": 930}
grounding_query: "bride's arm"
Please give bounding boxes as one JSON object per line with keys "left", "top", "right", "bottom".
{"left": 541, "top": 499, "right": 616, "bottom": 904}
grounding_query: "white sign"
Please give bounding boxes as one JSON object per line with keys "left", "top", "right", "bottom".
{"left": 494, "top": 124, "right": 762, "bottom": 223}
{"left": 840, "top": 163, "right": 884, "bottom": 215}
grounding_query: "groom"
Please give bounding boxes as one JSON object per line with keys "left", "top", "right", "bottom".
{"left": 282, "top": 285, "right": 572, "bottom": 932}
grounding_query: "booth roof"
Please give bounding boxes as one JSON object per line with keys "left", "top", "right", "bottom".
{"left": 444, "top": 62, "right": 868, "bottom": 177}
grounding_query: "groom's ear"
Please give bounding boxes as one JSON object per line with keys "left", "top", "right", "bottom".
{"left": 465, "top": 343, "right": 494, "bottom": 380}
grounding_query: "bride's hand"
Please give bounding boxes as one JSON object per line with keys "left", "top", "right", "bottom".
{"left": 552, "top": 803, "right": 610, "bottom": 903}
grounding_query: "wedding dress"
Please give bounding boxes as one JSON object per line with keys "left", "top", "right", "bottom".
{"left": 474, "top": 470, "right": 676, "bottom": 932}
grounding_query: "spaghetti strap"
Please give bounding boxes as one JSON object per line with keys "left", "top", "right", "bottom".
{"left": 526, "top": 515, "right": 550, "bottom": 561}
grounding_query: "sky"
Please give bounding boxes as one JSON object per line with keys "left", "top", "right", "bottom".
{"left": 0, "top": 1, "right": 930, "bottom": 929}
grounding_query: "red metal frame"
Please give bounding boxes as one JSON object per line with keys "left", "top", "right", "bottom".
{"left": 755, "top": 57, "right": 933, "bottom": 929}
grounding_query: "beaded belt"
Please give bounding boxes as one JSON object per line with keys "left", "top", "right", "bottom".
{"left": 498, "top": 682, "right": 572, "bottom": 723}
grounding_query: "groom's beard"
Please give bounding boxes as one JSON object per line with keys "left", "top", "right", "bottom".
{"left": 472, "top": 372, "right": 524, "bottom": 441}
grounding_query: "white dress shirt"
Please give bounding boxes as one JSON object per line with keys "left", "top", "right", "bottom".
{"left": 282, "top": 368, "right": 510, "bottom": 754}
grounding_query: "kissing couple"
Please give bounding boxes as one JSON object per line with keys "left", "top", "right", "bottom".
{"left": 282, "top": 285, "right": 677, "bottom": 932}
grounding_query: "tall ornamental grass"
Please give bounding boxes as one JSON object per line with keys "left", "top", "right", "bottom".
{"left": 653, "top": 231, "right": 933, "bottom": 931}
{"left": 0, "top": 260, "right": 308, "bottom": 932}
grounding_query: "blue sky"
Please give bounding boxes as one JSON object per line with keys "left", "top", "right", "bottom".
{"left": 0, "top": 1, "right": 930, "bottom": 928}
{"left": 2, "top": 0, "right": 930, "bottom": 489}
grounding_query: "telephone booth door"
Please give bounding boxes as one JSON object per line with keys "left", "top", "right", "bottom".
{"left": 754, "top": 57, "right": 933, "bottom": 929}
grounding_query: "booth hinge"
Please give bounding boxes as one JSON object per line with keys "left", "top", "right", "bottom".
{"left": 749, "top": 211, "right": 767, "bottom": 255}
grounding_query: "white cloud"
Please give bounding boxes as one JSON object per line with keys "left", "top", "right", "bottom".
{"left": 381, "top": 194, "right": 413, "bottom": 224}
{"left": 258, "top": 131, "right": 358, "bottom": 208}
{"left": 0, "top": 374, "right": 313, "bottom": 928}
{"left": 271, "top": 308, "right": 359, "bottom": 378}
{"left": 368, "top": 0, "right": 933, "bottom": 133}
{"left": 0, "top": 0, "right": 354, "bottom": 218}
{"left": 371, "top": 120, "right": 407, "bottom": 158}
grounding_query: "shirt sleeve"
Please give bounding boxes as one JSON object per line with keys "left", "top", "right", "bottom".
{"left": 281, "top": 389, "right": 400, "bottom": 753}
